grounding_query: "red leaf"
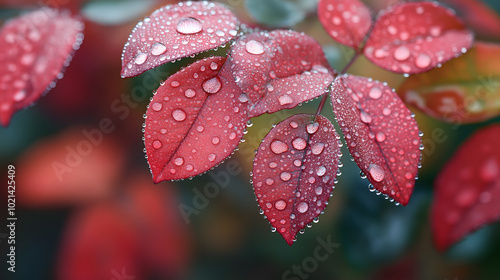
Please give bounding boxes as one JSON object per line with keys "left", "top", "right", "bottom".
{"left": 121, "top": 1, "right": 239, "bottom": 78}
{"left": 252, "top": 114, "right": 341, "bottom": 245}
{"left": 440, "top": 0, "right": 500, "bottom": 40}
{"left": 331, "top": 75, "right": 421, "bottom": 205}
{"left": 57, "top": 175, "right": 192, "bottom": 280}
{"left": 16, "top": 128, "right": 125, "bottom": 207}
{"left": 364, "top": 1, "right": 474, "bottom": 74}
{"left": 144, "top": 56, "right": 249, "bottom": 182}
{"left": 432, "top": 125, "right": 500, "bottom": 251}
{"left": 228, "top": 30, "right": 334, "bottom": 118}
{"left": 57, "top": 204, "right": 141, "bottom": 280}
{"left": 318, "top": 0, "right": 372, "bottom": 50}
{"left": 0, "top": 8, "right": 84, "bottom": 126}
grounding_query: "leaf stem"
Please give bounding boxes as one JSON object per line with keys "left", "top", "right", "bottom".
{"left": 315, "top": 52, "right": 360, "bottom": 116}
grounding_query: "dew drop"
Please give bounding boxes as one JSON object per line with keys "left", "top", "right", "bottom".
{"left": 376, "top": 132, "right": 386, "bottom": 142}
{"left": 202, "top": 77, "right": 222, "bottom": 94}
{"left": 176, "top": 17, "right": 203, "bottom": 34}
{"left": 315, "top": 186, "right": 323, "bottom": 195}
{"left": 270, "top": 140, "right": 288, "bottom": 154}
{"left": 311, "top": 143, "right": 325, "bottom": 155}
{"left": 306, "top": 123, "right": 319, "bottom": 134}
{"left": 152, "top": 140, "right": 162, "bottom": 149}
{"left": 280, "top": 172, "right": 291, "bottom": 182}
{"left": 394, "top": 46, "right": 410, "bottom": 61}
{"left": 208, "top": 153, "right": 217, "bottom": 162}
{"left": 292, "top": 137, "right": 307, "bottom": 150}
{"left": 297, "top": 202, "right": 309, "bottom": 213}
{"left": 210, "top": 62, "right": 218, "bottom": 70}
{"left": 186, "top": 164, "right": 194, "bottom": 171}
{"left": 134, "top": 52, "right": 147, "bottom": 65}
{"left": 184, "top": 89, "right": 196, "bottom": 98}
{"left": 172, "top": 109, "right": 186, "bottom": 121}
{"left": 368, "top": 164, "right": 385, "bottom": 182}
{"left": 150, "top": 42, "right": 167, "bottom": 56}
{"left": 151, "top": 102, "right": 162, "bottom": 111}
{"left": 415, "top": 53, "right": 431, "bottom": 69}
{"left": 369, "top": 87, "right": 382, "bottom": 99}
{"left": 316, "top": 166, "right": 326, "bottom": 177}
{"left": 360, "top": 111, "right": 372, "bottom": 124}
{"left": 275, "top": 200, "right": 287, "bottom": 210}
{"left": 229, "top": 132, "right": 237, "bottom": 140}
{"left": 174, "top": 157, "right": 184, "bottom": 166}
{"left": 293, "top": 159, "right": 302, "bottom": 167}
{"left": 211, "top": 136, "right": 220, "bottom": 145}
{"left": 245, "top": 39, "right": 265, "bottom": 55}
{"left": 278, "top": 95, "right": 293, "bottom": 105}
{"left": 266, "top": 178, "right": 274, "bottom": 185}
{"left": 290, "top": 121, "right": 298, "bottom": 129}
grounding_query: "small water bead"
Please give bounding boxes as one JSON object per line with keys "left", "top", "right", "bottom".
{"left": 170, "top": 81, "right": 180, "bottom": 87}
{"left": 292, "top": 138, "right": 307, "bottom": 150}
{"left": 383, "top": 107, "right": 391, "bottom": 116}
{"left": 211, "top": 136, "right": 220, "bottom": 145}
{"left": 202, "top": 77, "right": 222, "bottom": 94}
{"left": 290, "top": 121, "right": 298, "bottom": 129}
{"left": 316, "top": 166, "right": 326, "bottom": 177}
{"left": 210, "top": 62, "right": 218, "bottom": 70}
{"left": 269, "top": 162, "right": 277, "bottom": 168}
{"left": 293, "top": 160, "right": 302, "bottom": 167}
{"left": 280, "top": 172, "right": 291, "bottom": 182}
{"left": 270, "top": 140, "right": 288, "bottom": 154}
{"left": 278, "top": 95, "right": 293, "bottom": 105}
{"left": 176, "top": 17, "right": 203, "bottom": 34}
{"left": 415, "top": 53, "right": 431, "bottom": 69}
{"left": 174, "top": 157, "right": 184, "bottom": 166}
{"left": 186, "top": 164, "right": 194, "bottom": 171}
{"left": 368, "top": 164, "right": 385, "bottom": 182}
{"left": 376, "top": 132, "right": 386, "bottom": 142}
{"left": 229, "top": 132, "right": 237, "bottom": 140}
{"left": 152, "top": 140, "right": 162, "bottom": 149}
{"left": 369, "top": 87, "right": 383, "bottom": 99}
{"left": 360, "top": 111, "right": 372, "bottom": 124}
{"left": 306, "top": 123, "right": 319, "bottom": 134}
{"left": 297, "top": 202, "right": 309, "bottom": 213}
{"left": 394, "top": 46, "right": 410, "bottom": 61}
{"left": 150, "top": 42, "right": 167, "bottom": 56}
{"left": 245, "top": 40, "right": 265, "bottom": 55}
{"left": 405, "top": 172, "right": 413, "bottom": 179}
{"left": 196, "top": 125, "right": 204, "bottom": 132}
{"left": 172, "top": 109, "right": 187, "bottom": 121}
{"left": 208, "top": 153, "right": 217, "bottom": 162}
{"left": 184, "top": 89, "right": 196, "bottom": 98}
{"left": 266, "top": 178, "right": 274, "bottom": 185}
{"left": 134, "top": 52, "right": 148, "bottom": 65}
{"left": 275, "top": 200, "right": 287, "bottom": 210}
{"left": 151, "top": 102, "right": 162, "bottom": 111}
{"left": 311, "top": 143, "right": 325, "bottom": 155}
{"left": 315, "top": 186, "right": 323, "bottom": 195}
{"left": 308, "top": 177, "right": 316, "bottom": 184}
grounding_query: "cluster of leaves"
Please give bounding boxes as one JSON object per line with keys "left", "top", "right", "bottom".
{"left": 118, "top": 0, "right": 477, "bottom": 246}
{"left": 1, "top": 0, "right": 499, "bottom": 252}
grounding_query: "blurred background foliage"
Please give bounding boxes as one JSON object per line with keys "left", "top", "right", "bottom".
{"left": 1, "top": 0, "right": 500, "bottom": 279}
